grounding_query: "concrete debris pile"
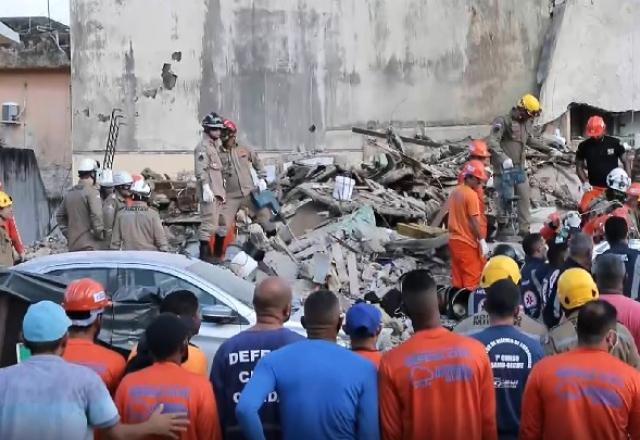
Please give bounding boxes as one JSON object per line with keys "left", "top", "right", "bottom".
{"left": 24, "top": 231, "right": 68, "bottom": 260}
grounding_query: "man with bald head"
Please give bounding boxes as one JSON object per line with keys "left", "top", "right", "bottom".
{"left": 211, "top": 277, "right": 304, "bottom": 440}
{"left": 236, "top": 290, "right": 379, "bottom": 440}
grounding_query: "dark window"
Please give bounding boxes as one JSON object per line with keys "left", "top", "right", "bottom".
{"left": 47, "top": 267, "right": 117, "bottom": 296}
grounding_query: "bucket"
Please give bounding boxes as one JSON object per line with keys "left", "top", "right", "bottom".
{"left": 333, "top": 176, "right": 355, "bottom": 201}
{"left": 230, "top": 251, "right": 258, "bottom": 279}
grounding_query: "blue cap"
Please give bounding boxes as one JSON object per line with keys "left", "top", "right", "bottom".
{"left": 344, "top": 302, "right": 382, "bottom": 337}
{"left": 23, "top": 300, "right": 71, "bottom": 342}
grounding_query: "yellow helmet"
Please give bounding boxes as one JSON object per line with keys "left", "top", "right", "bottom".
{"left": 517, "top": 94, "right": 541, "bottom": 115}
{"left": 480, "top": 255, "right": 522, "bottom": 289}
{"left": 557, "top": 268, "right": 598, "bottom": 311}
{"left": 0, "top": 191, "right": 12, "bottom": 209}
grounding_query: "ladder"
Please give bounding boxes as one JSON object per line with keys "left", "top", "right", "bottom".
{"left": 103, "top": 109, "right": 125, "bottom": 170}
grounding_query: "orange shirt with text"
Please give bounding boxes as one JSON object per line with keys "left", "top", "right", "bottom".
{"left": 63, "top": 338, "right": 126, "bottom": 395}
{"left": 379, "top": 327, "right": 497, "bottom": 440}
{"left": 448, "top": 184, "right": 482, "bottom": 247}
{"left": 115, "top": 362, "right": 221, "bottom": 440}
{"left": 353, "top": 349, "right": 382, "bottom": 369}
{"left": 520, "top": 348, "right": 640, "bottom": 440}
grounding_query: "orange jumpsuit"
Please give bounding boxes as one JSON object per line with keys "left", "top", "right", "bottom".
{"left": 579, "top": 186, "right": 606, "bottom": 213}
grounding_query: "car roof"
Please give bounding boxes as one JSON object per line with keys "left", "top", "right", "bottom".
{"left": 16, "top": 251, "right": 197, "bottom": 272}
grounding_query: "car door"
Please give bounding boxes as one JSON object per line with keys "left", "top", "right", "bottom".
{"left": 45, "top": 266, "right": 118, "bottom": 296}
{"left": 116, "top": 265, "right": 251, "bottom": 365}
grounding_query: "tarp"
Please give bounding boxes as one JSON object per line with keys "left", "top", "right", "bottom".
{"left": 538, "top": 0, "right": 640, "bottom": 124}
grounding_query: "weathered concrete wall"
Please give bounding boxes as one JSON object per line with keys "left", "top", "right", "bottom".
{"left": 0, "top": 70, "right": 72, "bottom": 197}
{"left": 71, "top": 0, "right": 549, "bottom": 161}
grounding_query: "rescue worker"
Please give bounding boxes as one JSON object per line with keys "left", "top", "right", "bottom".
{"left": 601, "top": 216, "right": 640, "bottom": 300}
{"left": 98, "top": 169, "right": 114, "bottom": 201}
{"left": 103, "top": 170, "right": 133, "bottom": 246}
{"left": 576, "top": 115, "right": 631, "bottom": 213}
{"left": 0, "top": 191, "right": 15, "bottom": 267}
{"left": 520, "top": 233, "right": 551, "bottom": 319}
{"left": 456, "top": 254, "right": 548, "bottom": 340}
{"left": 488, "top": 94, "right": 544, "bottom": 238}
{"left": 194, "top": 112, "right": 226, "bottom": 262}
{"left": 627, "top": 181, "right": 640, "bottom": 232}
{"left": 468, "top": 255, "right": 522, "bottom": 316}
{"left": 447, "top": 160, "right": 490, "bottom": 290}
{"left": 542, "top": 231, "right": 593, "bottom": 328}
{"left": 520, "top": 300, "right": 640, "bottom": 440}
{"left": 56, "top": 158, "right": 104, "bottom": 251}
{"left": 0, "top": 183, "right": 25, "bottom": 261}
{"left": 544, "top": 267, "right": 640, "bottom": 368}
{"left": 470, "top": 279, "right": 543, "bottom": 440}
{"left": 218, "top": 118, "right": 265, "bottom": 233}
{"left": 61, "top": 278, "right": 126, "bottom": 395}
{"left": 491, "top": 243, "right": 524, "bottom": 267}
{"left": 110, "top": 179, "right": 169, "bottom": 252}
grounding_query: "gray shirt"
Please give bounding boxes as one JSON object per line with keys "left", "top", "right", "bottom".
{"left": 0, "top": 355, "right": 119, "bottom": 439}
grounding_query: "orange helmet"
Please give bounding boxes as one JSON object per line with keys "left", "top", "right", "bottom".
{"left": 62, "top": 278, "right": 110, "bottom": 312}
{"left": 461, "top": 160, "right": 488, "bottom": 181}
{"left": 628, "top": 182, "right": 640, "bottom": 197}
{"left": 468, "top": 139, "right": 490, "bottom": 158}
{"left": 586, "top": 116, "right": 606, "bottom": 138}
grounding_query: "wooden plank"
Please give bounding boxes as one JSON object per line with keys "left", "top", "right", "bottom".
{"left": 331, "top": 243, "right": 349, "bottom": 284}
{"left": 346, "top": 252, "right": 360, "bottom": 296}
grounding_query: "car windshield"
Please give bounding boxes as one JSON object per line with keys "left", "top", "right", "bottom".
{"left": 185, "top": 260, "right": 254, "bottom": 306}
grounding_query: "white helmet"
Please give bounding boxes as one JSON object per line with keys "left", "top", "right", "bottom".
{"left": 98, "top": 169, "right": 114, "bottom": 187}
{"left": 563, "top": 211, "right": 581, "bottom": 229}
{"left": 607, "top": 167, "right": 631, "bottom": 193}
{"left": 78, "top": 158, "right": 98, "bottom": 173}
{"left": 112, "top": 170, "right": 133, "bottom": 187}
{"left": 130, "top": 179, "right": 151, "bottom": 197}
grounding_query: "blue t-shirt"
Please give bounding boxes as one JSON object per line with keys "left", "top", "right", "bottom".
{"left": 0, "top": 354, "right": 119, "bottom": 440}
{"left": 470, "top": 325, "right": 543, "bottom": 438}
{"left": 236, "top": 339, "right": 379, "bottom": 440}
{"left": 211, "top": 327, "right": 304, "bottom": 440}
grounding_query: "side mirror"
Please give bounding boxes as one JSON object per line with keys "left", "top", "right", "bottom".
{"left": 201, "top": 304, "right": 237, "bottom": 324}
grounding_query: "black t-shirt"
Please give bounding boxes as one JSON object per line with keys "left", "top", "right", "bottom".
{"left": 576, "top": 135, "right": 625, "bottom": 187}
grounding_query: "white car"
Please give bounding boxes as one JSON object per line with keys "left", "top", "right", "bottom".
{"left": 14, "top": 251, "right": 306, "bottom": 368}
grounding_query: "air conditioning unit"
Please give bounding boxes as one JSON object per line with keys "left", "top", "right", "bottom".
{"left": 1, "top": 103, "right": 20, "bottom": 124}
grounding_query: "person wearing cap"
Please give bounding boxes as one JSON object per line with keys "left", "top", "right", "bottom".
{"left": 601, "top": 216, "right": 640, "bottom": 300}
{"left": 57, "top": 158, "right": 105, "bottom": 251}
{"left": 545, "top": 267, "right": 640, "bottom": 369}
{"left": 0, "top": 191, "right": 16, "bottom": 267}
{"left": 519, "top": 233, "right": 551, "bottom": 319}
{"left": 127, "top": 290, "right": 209, "bottom": 376}
{"left": 211, "top": 277, "right": 303, "bottom": 440}
{"left": 110, "top": 178, "right": 168, "bottom": 252}
{"left": 379, "top": 270, "right": 497, "bottom": 440}
{"left": 61, "top": 278, "right": 126, "bottom": 395}
{"left": 344, "top": 302, "right": 382, "bottom": 368}
{"left": 576, "top": 116, "right": 630, "bottom": 213}
{"left": 455, "top": 256, "right": 548, "bottom": 341}
{"left": 0, "top": 182, "right": 25, "bottom": 261}
{"left": 236, "top": 290, "right": 379, "bottom": 440}
{"left": 115, "top": 313, "right": 221, "bottom": 440}
{"left": 520, "top": 300, "right": 640, "bottom": 439}
{"left": 103, "top": 170, "right": 133, "bottom": 247}
{"left": 0, "top": 301, "right": 189, "bottom": 439}
{"left": 468, "top": 279, "right": 543, "bottom": 439}
{"left": 447, "top": 159, "right": 490, "bottom": 290}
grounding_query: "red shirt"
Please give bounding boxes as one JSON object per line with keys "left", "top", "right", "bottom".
{"left": 4, "top": 218, "right": 23, "bottom": 254}
{"left": 379, "top": 327, "right": 497, "bottom": 440}
{"left": 601, "top": 293, "right": 640, "bottom": 350}
{"left": 352, "top": 349, "right": 382, "bottom": 369}
{"left": 115, "top": 362, "right": 222, "bottom": 440}
{"left": 63, "top": 338, "right": 126, "bottom": 395}
{"left": 520, "top": 347, "right": 640, "bottom": 440}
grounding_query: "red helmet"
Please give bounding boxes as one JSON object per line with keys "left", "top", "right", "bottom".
{"left": 468, "top": 139, "right": 490, "bottom": 158}
{"left": 586, "top": 116, "right": 606, "bottom": 138}
{"left": 62, "top": 278, "right": 110, "bottom": 312}
{"left": 223, "top": 119, "right": 237, "bottom": 133}
{"left": 461, "top": 160, "right": 488, "bottom": 181}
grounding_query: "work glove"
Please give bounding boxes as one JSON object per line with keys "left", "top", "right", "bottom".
{"left": 479, "top": 239, "right": 490, "bottom": 258}
{"left": 258, "top": 179, "right": 267, "bottom": 192}
{"left": 502, "top": 158, "right": 514, "bottom": 170}
{"left": 581, "top": 182, "right": 593, "bottom": 193}
{"left": 202, "top": 183, "right": 215, "bottom": 203}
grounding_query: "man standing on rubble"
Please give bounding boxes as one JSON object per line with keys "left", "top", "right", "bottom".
{"left": 211, "top": 277, "right": 303, "bottom": 440}
{"left": 194, "top": 112, "right": 226, "bottom": 262}
{"left": 56, "top": 158, "right": 105, "bottom": 252}
{"left": 103, "top": 170, "right": 133, "bottom": 246}
{"left": 488, "top": 94, "right": 544, "bottom": 238}
{"left": 447, "top": 160, "right": 490, "bottom": 290}
{"left": 576, "top": 116, "right": 631, "bottom": 212}
{"left": 110, "top": 179, "right": 169, "bottom": 252}
{"left": 379, "top": 270, "right": 497, "bottom": 440}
